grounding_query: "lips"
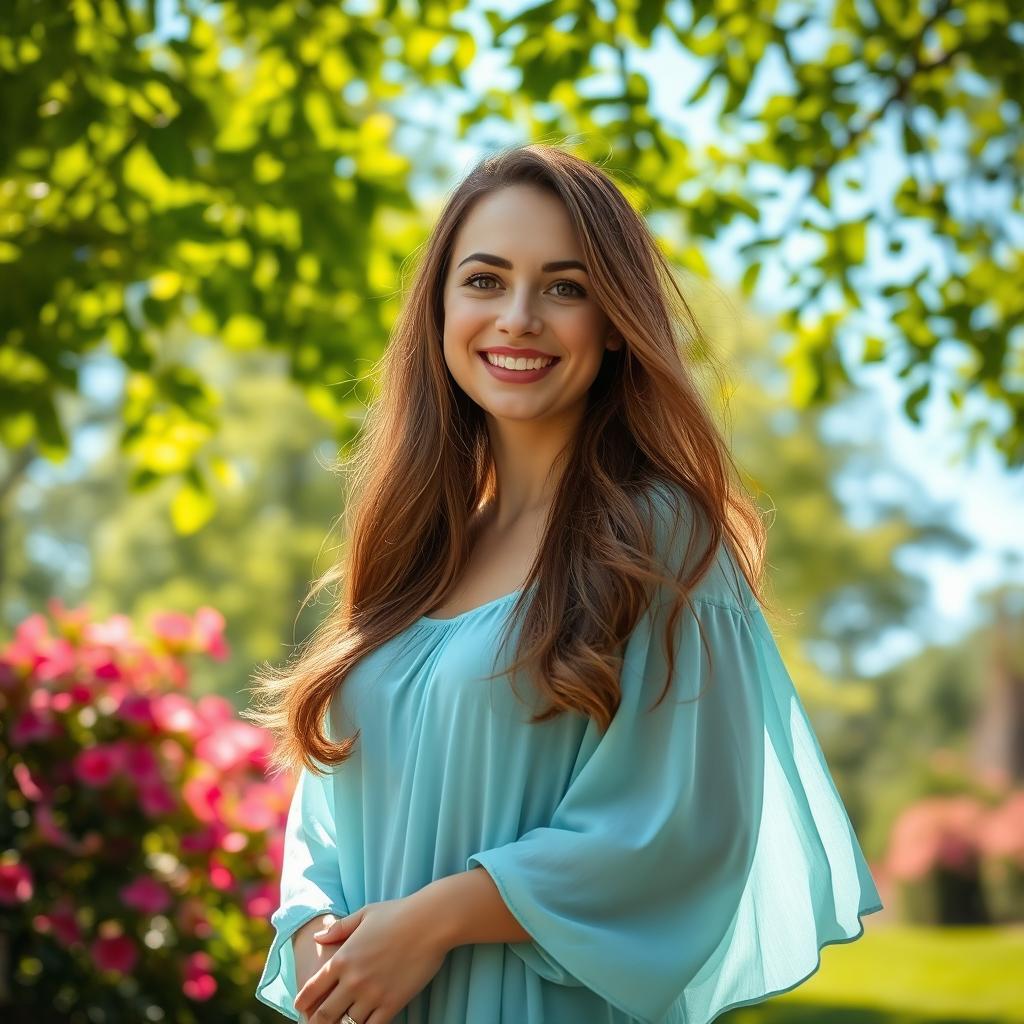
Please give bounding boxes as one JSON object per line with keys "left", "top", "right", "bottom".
{"left": 478, "top": 352, "right": 561, "bottom": 382}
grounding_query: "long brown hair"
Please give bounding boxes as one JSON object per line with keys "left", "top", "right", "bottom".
{"left": 243, "top": 142, "right": 771, "bottom": 777}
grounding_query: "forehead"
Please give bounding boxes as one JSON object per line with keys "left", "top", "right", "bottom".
{"left": 451, "top": 185, "right": 581, "bottom": 258}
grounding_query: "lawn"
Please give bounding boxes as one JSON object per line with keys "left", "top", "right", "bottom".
{"left": 722, "top": 925, "right": 1024, "bottom": 1024}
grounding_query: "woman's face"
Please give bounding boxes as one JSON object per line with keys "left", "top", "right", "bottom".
{"left": 441, "top": 184, "right": 620, "bottom": 426}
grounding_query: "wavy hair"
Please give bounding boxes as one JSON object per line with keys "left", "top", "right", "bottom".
{"left": 243, "top": 142, "right": 772, "bottom": 777}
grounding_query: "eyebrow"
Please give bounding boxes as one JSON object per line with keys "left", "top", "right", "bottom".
{"left": 456, "top": 252, "right": 589, "bottom": 274}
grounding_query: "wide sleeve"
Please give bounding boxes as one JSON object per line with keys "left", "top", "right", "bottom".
{"left": 465, "top": 591, "right": 884, "bottom": 1024}
{"left": 255, "top": 761, "right": 350, "bottom": 1021}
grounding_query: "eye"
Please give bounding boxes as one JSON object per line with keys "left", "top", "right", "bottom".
{"left": 464, "top": 273, "right": 500, "bottom": 291}
{"left": 463, "top": 273, "right": 587, "bottom": 298}
{"left": 552, "top": 279, "right": 587, "bottom": 298}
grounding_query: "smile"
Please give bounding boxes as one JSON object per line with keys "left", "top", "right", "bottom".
{"left": 478, "top": 352, "right": 561, "bottom": 382}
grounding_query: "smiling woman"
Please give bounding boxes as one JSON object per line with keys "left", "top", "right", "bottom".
{"left": 441, "top": 189, "right": 620, "bottom": 423}
{"left": 245, "top": 142, "right": 883, "bottom": 1024}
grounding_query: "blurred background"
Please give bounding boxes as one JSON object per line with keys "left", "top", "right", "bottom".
{"left": 1, "top": 0, "right": 1022, "bottom": 1021}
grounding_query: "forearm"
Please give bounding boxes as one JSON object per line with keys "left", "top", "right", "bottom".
{"left": 409, "top": 865, "right": 532, "bottom": 953}
{"left": 291, "top": 914, "right": 337, "bottom": 994}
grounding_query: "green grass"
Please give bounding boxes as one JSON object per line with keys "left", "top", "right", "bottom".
{"left": 721, "top": 925, "right": 1024, "bottom": 1024}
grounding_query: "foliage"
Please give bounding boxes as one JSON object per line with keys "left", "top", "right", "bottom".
{"left": 0, "top": 599, "right": 292, "bottom": 1021}
{"left": 1, "top": 0, "right": 1020, "bottom": 538}
{"left": 475, "top": 0, "right": 1023, "bottom": 461}
{"left": 1, "top": 0, "right": 441, "bottom": 524}
{"left": 3, "top": 340, "right": 349, "bottom": 700}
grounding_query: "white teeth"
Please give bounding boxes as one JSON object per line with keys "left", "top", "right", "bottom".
{"left": 485, "top": 353, "right": 556, "bottom": 370}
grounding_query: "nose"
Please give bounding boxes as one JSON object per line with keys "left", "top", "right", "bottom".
{"left": 494, "top": 292, "right": 541, "bottom": 336}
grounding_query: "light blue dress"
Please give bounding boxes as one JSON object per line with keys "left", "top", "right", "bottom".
{"left": 255, "top": 485, "right": 883, "bottom": 1024}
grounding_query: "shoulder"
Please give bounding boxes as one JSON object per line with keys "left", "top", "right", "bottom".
{"left": 636, "top": 478, "right": 757, "bottom": 613}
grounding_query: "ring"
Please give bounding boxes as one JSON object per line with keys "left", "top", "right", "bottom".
{"left": 341, "top": 1014, "right": 360, "bottom": 1024}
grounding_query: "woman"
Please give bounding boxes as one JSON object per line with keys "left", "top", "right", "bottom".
{"left": 246, "top": 143, "right": 883, "bottom": 1024}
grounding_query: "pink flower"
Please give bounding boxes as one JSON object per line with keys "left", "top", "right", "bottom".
{"left": 13, "top": 762, "right": 44, "bottom": 802}
{"left": 49, "top": 683, "right": 91, "bottom": 711}
{"left": 120, "top": 876, "right": 172, "bottom": 914}
{"left": 73, "top": 744, "right": 122, "bottom": 787}
{"left": 196, "top": 720, "right": 269, "bottom": 773}
{"left": 3, "top": 613, "right": 51, "bottom": 671}
{"left": 33, "top": 637, "right": 77, "bottom": 682}
{"left": 150, "top": 611, "right": 195, "bottom": 652}
{"left": 34, "top": 899, "right": 82, "bottom": 946}
{"left": 91, "top": 932, "right": 138, "bottom": 974}
{"left": 35, "top": 802, "right": 72, "bottom": 848}
{"left": 195, "top": 694, "right": 234, "bottom": 729}
{"left": 231, "top": 782, "right": 283, "bottom": 832}
{"left": 11, "top": 708, "right": 61, "bottom": 746}
{"left": 51, "top": 904, "right": 82, "bottom": 945}
{"left": 118, "top": 694, "right": 156, "bottom": 727}
{"left": 84, "top": 613, "right": 136, "bottom": 649}
{"left": 183, "top": 950, "right": 218, "bottom": 1000}
{"left": 264, "top": 832, "right": 285, "bottom": 874}
{"left": 195, "top": 606, "right": 230, "bottom": 660}
{"left": 0, "top": 861, "right": 33, "bottom": 904}
{"left": 117, "top": 741, "right": 160, "bottom": 783}
{"left": 92, "top": 658, "right": 123, "bottom": 681}
{"left": 159, "top": 738, "right": 186, "bottom": 774}
{"left": 151, "top": 693, "right": 200, "bottom": 736}
{"left": 243, "top": 880, "right": 278, "bottom": 917}
{"left": 183, "top": 774, "right": 222, "bottom": 823}
{"left": 181, "top": 825, "right": 221, "bottom": 854}
{"left": 220, "top": 830, "right": 248, "bottom": 853}
{"left": 139, "top": 780, "right": 177, "bottom": 817}
{"left": 209, "top": 857, "right": 235, "bottom": 891}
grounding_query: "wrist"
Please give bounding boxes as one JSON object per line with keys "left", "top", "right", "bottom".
{"left": 405, "top": 877, "right": 460, "bottom": 955}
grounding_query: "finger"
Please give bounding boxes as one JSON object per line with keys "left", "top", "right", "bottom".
{"left": 339, "top": 997, "right": 373, "bottom": 1024}
{"left": 304, "top": 982, "right": 356, "bottom": 1024}
{"left": 313, "top": 925, "right": 347, "bottom": 945}
{"left": 293, "top": 959, "right": 337, "bottom": 1017}
{"left": 313, "top": 910, "right": 356, "bottom": 941}
{"left": 312, "top": 914, "right": 341, "bottom": 938}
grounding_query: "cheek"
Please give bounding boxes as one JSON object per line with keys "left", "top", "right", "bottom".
{"left": 560, "top": 310, "right": 610, "bottom": 361}
{"left": 443, "top": 295, "right": 486, "bottom": 338}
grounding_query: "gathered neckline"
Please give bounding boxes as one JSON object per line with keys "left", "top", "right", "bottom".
{"left": 417, "top": 587, "right": 524, "bottom": 627}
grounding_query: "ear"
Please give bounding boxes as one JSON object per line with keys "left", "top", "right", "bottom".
{"left": 605, "top": 329, "right": 623, "bottom": 351}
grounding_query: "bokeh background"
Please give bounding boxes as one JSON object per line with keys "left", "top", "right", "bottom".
{"left": 2, "top": 0, "right": 1023, "bottom": 1021}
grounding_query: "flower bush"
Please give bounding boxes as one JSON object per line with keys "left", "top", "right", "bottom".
{"left": 883, "top": 752, "right": 1024, "bottom": 925}
{"left": 0, "top": 599, "right": 293, "bottom": 1021}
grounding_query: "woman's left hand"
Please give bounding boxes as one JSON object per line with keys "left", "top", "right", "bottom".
{"left": 292, "top": 896, "right": 449, "bottom": 1024}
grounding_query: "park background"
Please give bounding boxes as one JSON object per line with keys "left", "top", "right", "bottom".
{"left": 1, "top": 0, "right": 1023, "bottom": 1021}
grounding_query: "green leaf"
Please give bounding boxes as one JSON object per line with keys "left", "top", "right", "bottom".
{"left": 741, "top": 260, "right": 761, "bottom": 293}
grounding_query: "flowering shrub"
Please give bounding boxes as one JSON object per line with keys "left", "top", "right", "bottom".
{"left": 883, "top": 758, "right": 1024, "bottom": 925}
{"left": 0, "top": 599, "right": 293, "bottom": 1021}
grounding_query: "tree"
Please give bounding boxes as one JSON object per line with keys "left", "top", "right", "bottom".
{"left": 468, "top": 0, "right": 1022, "bottom": 460}
{"left": 3, "top": 0, "right": 1019, "bottom": 541}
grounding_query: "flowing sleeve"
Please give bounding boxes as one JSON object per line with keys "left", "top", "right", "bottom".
{"left": 465, "top": 492, "right": 884, "bottom": 1024}
{"left": 255, "top": 761, "right": 350, "bottom": 1021}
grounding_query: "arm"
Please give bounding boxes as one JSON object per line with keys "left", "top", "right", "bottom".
{"left": 255, "top": 764, "right": 349, "bottom": 1020}
{"left": 406, "top": 865, "right": 531, "bottom": 953}
{"left": 292, "top": 913, "right": 339, "bottom": 993}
